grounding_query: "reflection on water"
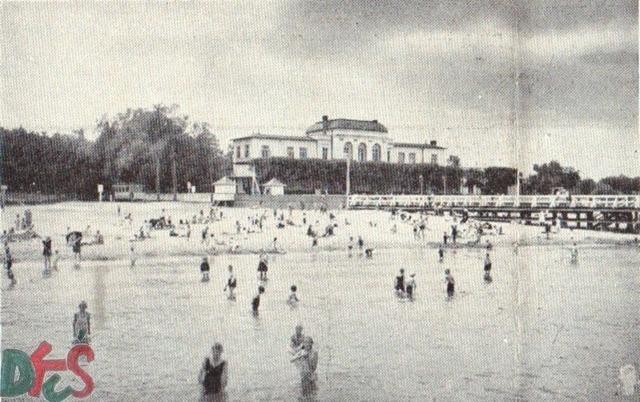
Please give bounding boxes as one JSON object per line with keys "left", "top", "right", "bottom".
{"left": 2, "top": 245, "right": 639, "bottom": 401}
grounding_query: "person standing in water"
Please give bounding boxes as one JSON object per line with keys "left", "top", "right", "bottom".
{"left": 438, "top": 245, "right": 444, "bottom": 262}
{"left": 198, "top": 343, "right": 228, "bottom": 402}
{"left": 42, "top": 236, "right": 52, "bottom": 276}
{"left": 483, "top": 253, "right": 492, "bottom": 274}
{"left": 5, "top": 246, "right": 16, "bottom": 288}
{"left": 72, "top": 237, "right": 82, "bottom": 265}
{"left": 73, "top": 301, "right": 91, "bottom": 343}
{"left": 569, "top": 242, "right": 579, "bottom": 263}
{"left": 224, "top": 265, "right": 237, "bottom": 300}
{"left": 257, "top": 253, "right": 268, "bottom": 281}
{"left": 394, "top": 269, "right": 406, "bottom": 295}
{"left": 287, "top": 285, "right": 299, "bottom": 306}
{"left": 290, "top": 336, "right": 319, "bottom": 395}
{"left": 200, "top": 257, "right": 211, "bottom": 282}
{"left": 290, "top": 325, "right": 305, "bottom": 353}
{"left": 406, "top": 273, "right": 417, "bottom": 301}
{"left": 129, "top": 244, "right": 137, "bottom": 269}
{"left": 444, "top": 269, "right": 455, "bottom": 297}
{"left": 252, "top": 286, "right": 265, "bottom": 314}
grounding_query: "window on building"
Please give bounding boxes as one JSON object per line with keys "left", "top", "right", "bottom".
{"left": 387, "top": 150, "right": 391, "bottom": 162}
{"left": 431, "top": 154, "right": 438, "bottom": 164}
{"left": 244, "top": 144, "right": 250, "bottom": 158}
{"left": 287, "top": 146, "right": 294, "bottom": 158}
{"left": 322, "top": 147, "right": 329, "bottom": 160}
{"left": 357, "top": 143, "right": 367, "bottom": 162}
{"left": 398, "top": 152, "right": 405, "bottom": 164}
{"left": 236, "top": 146, "right": 241, "bottom": 158}
{"left": 344, "top": 142, "right": 353, "bottom": 160}
{"left": 372, "top": 144, "right": 381, "bottom": 162}
{"left": 261, "top": 145, "right": 270, "bottom": 158}
{"left": 299, "top": 147, "right": 308, "bottom": 159}
{"left": 408, "top": 153, "right": 416, "bottom": 164}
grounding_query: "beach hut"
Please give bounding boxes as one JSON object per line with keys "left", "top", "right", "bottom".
{"left": 262, "top": 178, "right": 286, "bottom": 196}
{"left": 213, "top": 176, "right": 236, "bottom": 204}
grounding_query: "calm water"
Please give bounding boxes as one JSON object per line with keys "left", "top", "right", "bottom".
{"left": 2, "top": 241, "right": 639, "bottom": 401}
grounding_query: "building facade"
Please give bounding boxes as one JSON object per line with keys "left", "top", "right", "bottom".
{"left": 231, "top": 116, "right": 449, "bottom": 193}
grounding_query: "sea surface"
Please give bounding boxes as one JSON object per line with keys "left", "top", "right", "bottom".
{"left": 2, "top": 204, "right": 639, "bottom": 401}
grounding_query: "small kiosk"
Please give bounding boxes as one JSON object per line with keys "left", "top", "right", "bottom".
{"left": 213, "top": 177, "right": 237, "bottom": 205}
{"left": 262, "top": 178, "right": 286, "bottom": 196}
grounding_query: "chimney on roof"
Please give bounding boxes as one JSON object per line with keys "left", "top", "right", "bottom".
{"left": 322, "top": 115, "right": 328, "bottom": 122}
{"left": 430, "top": 140, "right": 437, "bottom": 146}
{"left": 372, "top": 119, "right": 378, "bottom": 123}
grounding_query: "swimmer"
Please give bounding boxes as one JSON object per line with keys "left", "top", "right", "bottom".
{"left": 357, "top": 236, "right": 364, "bottom": 251}
{"left": 252, "top": 285, "right": 265, "bottom": 314}
{"left": 394, "top": 269, "right": 406, "bottom": 295}
{"left": 72, "top": 237, "right": 82, "bottom": 264}
{"left": 445, "top": 269, "right": 455, "bottom": 297}
{"left": 570, "top": 242, "right": 578, "bottom": 263}
{"left": 443, "top": 232, "right": 449, "bottom": 245}
{"left": 290, "top": 336, "right": 318, "bottom": 394}
{"left": 198, "top": 342, "right": 228, "bottom": 401}
{"left": 73, "top": 301, "right": 91, "bottom": 344}
{"left": 200, "top": 256, "right": 210, "bottom": 282}
{"left": 257, "top": 253, "right": 268, "bottom": 281}
{"left": 129, "top": 244, "right": 136, "bottom": 268}
{"left": 364, "top": 248, "right": 374, "bottom": 258}
{"left": 42, "top": 236, "right": 52, "bottom": 274}
{"left": 288, "top": 285, "right": 299, "bottom": 306}
{"left": 5, "top": 247, "right": 16, "bottom": 287}
{"left": 347, "top": 236, "right": 354, "bottom": 256}
{"left": 224, "top": 265, "right": 237, "bottom": 299}
{"left": 406, "top": 273, "right": 417, "bottom": 300}
{"left": 290, "top": 324, "right": 305, "bottom": 353}
{"left": 483, "top": 253, "right": 492, "bottom": 273}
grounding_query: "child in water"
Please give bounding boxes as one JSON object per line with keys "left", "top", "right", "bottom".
{"left": 444, "top": 269, "right": 455, "bottom": 297}
{"left": 224, "top": 265, "right": 237, "bottom": 299}
{"left": 288, "top": 285, "right": 300, "bottom": 306}
{"left": 252, "top": 286, "right": 266, "bottom": 314}
{"left": 73, "top": 301, "right": 91, "bottom": 343}
{"left": 406, "top": 273, "right": 417, "bottom": 300}
{"left": 200, "top": 256, "right": 210, "bottom": 282}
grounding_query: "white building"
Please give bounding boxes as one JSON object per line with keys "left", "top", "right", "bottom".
{"left": 231, "top": 116, "right": 448, "bottom": 193}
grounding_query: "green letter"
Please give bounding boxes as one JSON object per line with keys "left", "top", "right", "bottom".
{"left": 42, "top": 374, "right": 74, "bottom": 402}
{"left": 1, "top": 349, "right": 35, "bottom": 397}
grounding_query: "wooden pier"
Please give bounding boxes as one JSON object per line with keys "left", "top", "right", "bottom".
{"left": 348, "top": 194, "right": 640, "bottom": 233}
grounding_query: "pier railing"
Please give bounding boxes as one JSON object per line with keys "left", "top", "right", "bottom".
{"left": 347, "top": 194, "right": 640, "bottom": 210}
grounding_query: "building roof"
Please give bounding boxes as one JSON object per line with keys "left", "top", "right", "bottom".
{"left": 232, "top": 133, "right": 316, "bottom": 142}
{"left": 306, "top": 118, "right": 388, "bottom": 134}
{"left": 213, "top": 176, "right": 236, "bottom": 185}
{"left": 392, "top": 142, "right": 446, "bottom": 150}
{"left": 263, "top": 178, "right": 286, "bottom": 187}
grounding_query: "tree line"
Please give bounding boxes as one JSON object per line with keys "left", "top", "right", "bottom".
{"left": 1, "top": 105, "right": 638, "bottom": 197}
{"left": 1, "top": 105, "right": 228, "bottom": 200}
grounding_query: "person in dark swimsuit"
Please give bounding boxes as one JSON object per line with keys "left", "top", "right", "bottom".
{"left": 72, "top": 238, "right": 82, "bottom": 264}
{"left": 438, "top": 245, "right": 444, "bottom": 262}
{"left": 252, "top": 286, "right": 265, "bottom": 314}
{"left": 200, "top": 257, "right": 210, "bottom": 282}
{"left": 257, "top": 254, "right": 268, "bottom": 280}
{"left": 42, "top": 236, "right": 52, "bottom": 274}
{"left": 198, "top": 343, "right": 228, "bottom": 401}
{"left": 5, "top": 247, "right": 16, "bottom": 287}
{"left": 394, "top": 269, "right": 405, "bottom": 294}
{"left": 483, "top": 253, "right": 492, "bottom": 273}
{"left": 445, "top": 269, "right": 455, "bottom": 297}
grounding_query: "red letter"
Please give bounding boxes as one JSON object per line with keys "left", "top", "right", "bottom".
{"left": 67, "top": 344, "right": 94, "bottom": 398}
{"left": 29, "top": 341, "right": 67, "bottom": 397}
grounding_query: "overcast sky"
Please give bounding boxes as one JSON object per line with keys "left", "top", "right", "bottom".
{"left": 2, "top": 1, "right": 638, "bottom": 178}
